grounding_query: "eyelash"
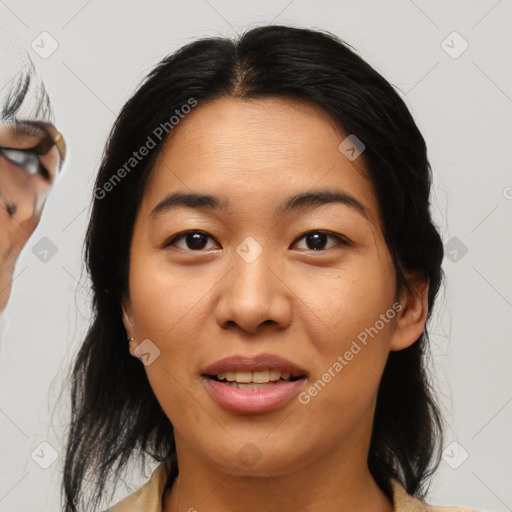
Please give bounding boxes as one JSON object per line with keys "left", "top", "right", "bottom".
{"left": 164, "top": 230, "right": 349, "bottom": 252}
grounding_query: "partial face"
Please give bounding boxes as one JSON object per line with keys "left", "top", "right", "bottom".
{"left": 0, "top": 122, "right": 63, "bottom": 294}
{"left": 0, "top": 30, "right": 64, "bottom": 310}
{"left": 0, "top": 122, "right": 61, "bottom": 215}
{"left": 123, "top": 97, "right": 423, "bottom": 476}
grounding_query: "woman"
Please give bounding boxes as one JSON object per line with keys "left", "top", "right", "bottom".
{"left": 63, "top": 25, "right": 479, "bottom": 512}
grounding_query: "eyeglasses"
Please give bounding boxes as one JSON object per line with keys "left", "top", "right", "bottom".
{"left": 0, "top": 120, "right": 66, "bottom": 180}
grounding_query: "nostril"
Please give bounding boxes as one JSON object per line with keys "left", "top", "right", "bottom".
{"left": 5, "top": 201, "right": 18, "bottom": 216}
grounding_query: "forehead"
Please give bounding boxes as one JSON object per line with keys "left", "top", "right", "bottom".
{"left": 158, "top": 96, "right": 347, "bottom": 166}
{"left": 143, "top": 97, "right": 379, "bottom": 223}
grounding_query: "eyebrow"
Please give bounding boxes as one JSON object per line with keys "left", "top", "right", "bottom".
{"left": 150, "top": 188, "right": 370, "bottom": 221}
{"left": 5, "top": 121, "right": 47, "bottom": 139}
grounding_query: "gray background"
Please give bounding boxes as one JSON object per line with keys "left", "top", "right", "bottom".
{"left": 0, "top": 0, "right": 511, "bottom": 510}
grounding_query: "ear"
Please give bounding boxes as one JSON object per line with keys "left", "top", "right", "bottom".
{"left": 389, "top": 274, "right": 429, "bottom": 351}
{"left": 121, "top": 297, "right": 137, "bottom": 357}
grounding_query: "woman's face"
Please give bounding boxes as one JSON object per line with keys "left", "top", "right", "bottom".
{"left": 123, "top": 97, "right": 426, "bottom": 477}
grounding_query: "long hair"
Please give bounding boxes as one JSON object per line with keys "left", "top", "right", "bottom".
{"left": 62, "top": 25, "right": 444, "bottom": 511}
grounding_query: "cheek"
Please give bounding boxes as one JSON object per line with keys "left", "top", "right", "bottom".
{"left": 295, "top": 304, "right": 394, "bottom": 444}
{"left": 130, "top": 271, "right": 206, "bottom": 429}
{"left": 0, "top": 164, "right": 38, "bottom": 209}
{"left": 128, "top": 251, "right": 213, "bottom": 339}
{"left": 292, "top": 251, "right": 396, "bottom": 411}
{"left": 293, "top": 249, "right": 397, "bottom": 346}
{"left": 127, "top": 254, "right": 212, "bottom": 407}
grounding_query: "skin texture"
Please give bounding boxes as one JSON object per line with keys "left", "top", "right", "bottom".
{"left": 122, "top": 97, "right": 429, "bottom": 512}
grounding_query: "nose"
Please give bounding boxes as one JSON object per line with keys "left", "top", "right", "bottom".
{"left": 214, "top": 248, "right": 293, "bottom": 335}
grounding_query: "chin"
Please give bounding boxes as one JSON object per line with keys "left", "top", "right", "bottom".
{"left": 196, "top": 436, "right": 317, "bottom": 478}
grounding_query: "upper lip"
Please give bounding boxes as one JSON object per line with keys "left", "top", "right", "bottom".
{"left": 202, "top": 353, "right": 308, "bottom": 378}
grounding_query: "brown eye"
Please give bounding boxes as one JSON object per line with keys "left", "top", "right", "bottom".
{"left": 166, "top": 230, "right": 218, "bottom": 251}
{"left": 292, "top": 230, "right": 347, "bottom": 251}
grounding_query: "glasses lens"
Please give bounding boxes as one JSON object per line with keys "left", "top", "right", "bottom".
{"left": 0, "top": 148, "right": 40, "bottom": 175}
{"left": 0, "top": 121, "right": 66, "bottom": 180}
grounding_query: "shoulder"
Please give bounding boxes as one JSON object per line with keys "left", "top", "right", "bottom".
{"left": 105, "top": 458, "right": 175, "bottom": 512}
{"left": 390, "top": 479, "right": 481, "bottom": 512}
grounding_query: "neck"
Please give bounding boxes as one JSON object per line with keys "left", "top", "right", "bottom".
{"left": 163, "top": 432, "right": 393, "bottom": 512}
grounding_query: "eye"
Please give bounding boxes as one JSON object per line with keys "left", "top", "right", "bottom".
{"left": 0, "top": 148, "right": 46, "bottom": 178}
{"left": 292, "top": 230, "right": 348, "bottom": 251}
{"left": 2, "top": 148, "right": 36, "bottom": 169}
{"left": 165, "top": 230, "right": 219, "bottom": 251}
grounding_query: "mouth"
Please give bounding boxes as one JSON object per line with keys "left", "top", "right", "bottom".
{"left": 201, "top": 354, "right": 308, "bottom": 414}
{"left": 208, "top": 369, "right": 303, "bottom": 389}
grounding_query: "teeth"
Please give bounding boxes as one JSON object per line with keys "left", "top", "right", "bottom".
{"left": 215, "top": 370, "right": 293, "bottom": 383}
{"left": 253, "top": 370, "right": 269, "bottom": 383}
{"left": 234, "top": 371, "right": 252, "bottom": 383}
{"left": 269, "top": 369, "right": 281, "bottom": 381}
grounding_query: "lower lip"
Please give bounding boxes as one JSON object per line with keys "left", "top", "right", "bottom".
{"left": 203, "top": 377, "right": 306, "bottom": 414}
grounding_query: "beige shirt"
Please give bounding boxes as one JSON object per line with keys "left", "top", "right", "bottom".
{"left": 106, "top": 458, "right": 480, "bottom": 512}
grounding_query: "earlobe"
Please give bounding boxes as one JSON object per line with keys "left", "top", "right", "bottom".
{"left": 390, "top": 275, "right": 429, "bottom": 351}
